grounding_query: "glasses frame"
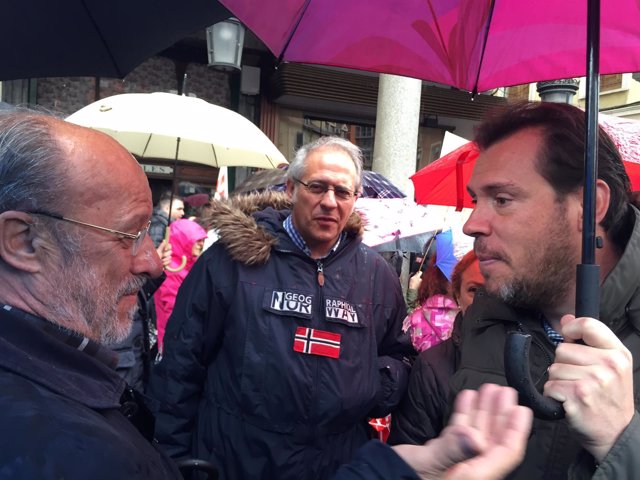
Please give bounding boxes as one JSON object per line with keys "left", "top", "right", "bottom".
{"left": 293, "top": 178, "right": 359, "bottom": 201}
{"left": 27, "top": 210, "right": 150, "bottom": 256}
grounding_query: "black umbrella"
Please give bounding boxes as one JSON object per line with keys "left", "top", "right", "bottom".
{"left": 1, "top": 1, "right": 231, "bottom": 80}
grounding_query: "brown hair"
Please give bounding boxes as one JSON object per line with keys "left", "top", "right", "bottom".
{"left": 475, "top": 101, "right": 632, "bottom": 249}
{"left": 417, "top": 253, "right": 451, "bottom": 304}
{"left": 451, "top": 250, "right": 478, "bottom": 304}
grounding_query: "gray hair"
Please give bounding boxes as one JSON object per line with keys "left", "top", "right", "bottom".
{"left": 287, "top": 136, "right": 364, "bottom": 191}
{"left": 0, "top": 108, "right": 81, "bottom": 259}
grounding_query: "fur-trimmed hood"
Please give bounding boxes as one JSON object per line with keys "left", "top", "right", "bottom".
{"left": 202, "top": 191, "right": 364, "bottom": 266}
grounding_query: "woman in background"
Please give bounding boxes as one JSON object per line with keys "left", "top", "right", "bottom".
{"left": 154, "top": 218, "right": 207, "bottom": 355}
{"left": 389, "top": 250, "right": 484, "bottom": 445}
{"left": 402, "top": 253, "right": 458, "bottom": 353}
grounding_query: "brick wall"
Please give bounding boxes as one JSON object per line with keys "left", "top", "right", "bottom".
{"left": 36, "top": 56, "right": 231, "bottom": 116}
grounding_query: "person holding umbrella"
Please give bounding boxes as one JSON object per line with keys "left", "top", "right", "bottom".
{"left": 448, "top": 101, "right": 639, "bottom": 478}
{"left": 149, "top": 192, "right": 185, "bottom": 247}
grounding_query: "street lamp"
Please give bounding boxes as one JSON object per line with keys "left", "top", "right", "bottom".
{"left": 206, "top": 18, "right": 245, "bottom": 70}
{"left": 536, "top": 78, "right": 580, "bottom": 104}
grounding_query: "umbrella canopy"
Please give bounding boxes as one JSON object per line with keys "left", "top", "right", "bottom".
{"left": 435, "top": 229, "right": 458, "bottom": 282}
{"left": 355, "top": 197, "right": 472, "bottom": 253}
{"left": 66, "top": 92, "right": 287, "bottom": 169}
{"left": 233, "top": 167, "right": 405, "bottom": 198}
{"left": 412, "top": 113, "right": 640, "bottom": 210}
{"left": 219, "top": 0, "right": 640, "bottom": 93}
{"left": 0, "top": 1, "right": 231, "bottom": 80}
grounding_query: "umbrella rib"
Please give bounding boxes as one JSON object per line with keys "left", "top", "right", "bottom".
{"left": 80, "top": 0, "right": 123, "bottom": 77}
{"left": 211, "top": 144, "right": 219, "bottom": 167}
{"left": 141, "top": 134, "right": 153, "bottom": 158}
{"left": 277, "top": 0, "right": 312, "bottom": 64}
{"left": 471, "top": 0, "right": 497, "bottom": 97}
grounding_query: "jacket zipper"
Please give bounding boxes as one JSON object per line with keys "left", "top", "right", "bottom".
{"left": 316, "top": 260, "right": 325, "bottom": 287}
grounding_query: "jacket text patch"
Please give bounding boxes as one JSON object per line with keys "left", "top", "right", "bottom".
{"left": 270, "top": 290, "right": 313, "bottom": 315}
{"left": 325, "top": 299, "right": 359, "bottom": 324}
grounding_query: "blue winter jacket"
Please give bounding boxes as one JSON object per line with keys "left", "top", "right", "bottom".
{"left": 149, "top": 193, "right": 413, "bottom": 480}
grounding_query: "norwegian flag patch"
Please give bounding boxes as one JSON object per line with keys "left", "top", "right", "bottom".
{"left": 293, "top": 327, "right": 341, "bottom": 359}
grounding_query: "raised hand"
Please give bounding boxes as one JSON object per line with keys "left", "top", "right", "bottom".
{"left": 393, "top": 384, "right": 532, "bottom": 480}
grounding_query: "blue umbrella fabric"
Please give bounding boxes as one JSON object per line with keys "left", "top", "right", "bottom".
{"left": 435, "top": 229, "right": 458, "bottom": 282}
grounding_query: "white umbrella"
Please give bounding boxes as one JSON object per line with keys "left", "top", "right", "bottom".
{"left": 66, "top": 92, "right": 287, "bottom": 169}
{"left": 355, "top": 197, "right": 473, "bottom": 254}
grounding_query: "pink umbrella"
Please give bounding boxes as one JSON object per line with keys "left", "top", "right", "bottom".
{"left": 411, "top": 114, "right": 640, "bottom": 210}
{"left": 221, "top": 0, "right": 640, "bottom": 418}
{"left": 218, "top": 0, "right": 640, "bottom": 94}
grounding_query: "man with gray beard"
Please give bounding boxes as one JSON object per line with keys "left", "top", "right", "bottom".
{"left": 446, "top": 101, "right": 640, "bottom": 479}
{"left": 0, "top": 109, "right": 181, "bottom": 478}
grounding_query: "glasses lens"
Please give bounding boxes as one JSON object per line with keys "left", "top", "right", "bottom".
{"left": 307, "top": 182, "right": 328, "bottom": 195}
{"left": 132, "top": 225, "right": 149, "bottom": 256}
{"left": 334, "top": 188, "right": 353, "bottom": 200}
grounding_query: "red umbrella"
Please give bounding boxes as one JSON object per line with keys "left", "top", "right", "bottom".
{"left": 412, "top": 114, "right": 640, "bottom": 210}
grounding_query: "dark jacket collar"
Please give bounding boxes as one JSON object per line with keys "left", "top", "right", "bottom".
{"left": 465, "top": 289, "right": 538, "bottom": 329}
{"left": 0, "top": 305, "right": 126, "bottom": 409}
{"left": 207, "top": 191, "right": 364, "bottom": 266}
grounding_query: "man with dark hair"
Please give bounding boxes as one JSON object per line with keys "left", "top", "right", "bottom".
{"left": 449, "top": 101, "right": 639, "bottom": 478}
{"left": 149, "top": 193, "right": 185, "bottom": 247}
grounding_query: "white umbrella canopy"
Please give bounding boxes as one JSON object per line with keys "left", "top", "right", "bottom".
{"left": 66, "top": 92, "right": 287, "bottom": 169}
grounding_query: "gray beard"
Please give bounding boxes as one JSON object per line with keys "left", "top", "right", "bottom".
{"left": 49, "top": 255, "right": 144, "bottom": 345}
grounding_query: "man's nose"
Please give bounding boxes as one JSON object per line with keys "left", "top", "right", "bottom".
{"left": 462, "top": 204, "right": 489, "bottom": 238}
{"left": 319, "top": 189, "right": 338, "bottom": 207}
{"left": 132, "top": 235, "right": 164, "bottom": 278}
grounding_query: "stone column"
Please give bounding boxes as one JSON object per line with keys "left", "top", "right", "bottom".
{"left": 371, "top": 74, "right": 422, "bottom": 198}
{"left": 372, "top": 74, "right": 422, "bottom": 295}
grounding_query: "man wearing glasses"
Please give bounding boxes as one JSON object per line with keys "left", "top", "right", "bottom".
{"left": 0, "top": 109, "right": 181, "bottom": 478}
{"left": 150, "top": 136, "right": 415, "bottom": 480}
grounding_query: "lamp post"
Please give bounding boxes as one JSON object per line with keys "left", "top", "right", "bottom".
{"left": 206, "top": 17, "right": 245, "bottom": 70}
{"left": 536, "top": 78, "right": 580, "bottom": 104}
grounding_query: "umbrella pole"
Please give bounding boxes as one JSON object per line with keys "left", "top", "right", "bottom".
{"left": 164, "top": 137, "right": 187, "bottom": 273}
{"left": 576, "top": 0, "right": 601, "bottom": 319}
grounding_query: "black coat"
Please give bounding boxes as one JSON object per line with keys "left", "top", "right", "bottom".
{"left": 0, "top": 305, "right": 181, "bottom": 480}
{"left": 388, "top": 312, "right": 463, "bottom": 445}
{"left": 149, "top": 196, "right": 413, "bottom": 480}
{"left": 112, "top": 274, "right": 165, "bottom": 392}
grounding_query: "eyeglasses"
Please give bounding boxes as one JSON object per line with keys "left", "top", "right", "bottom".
{"left": 27, "top": 211, "right": 151, "bottom": 256}
{"left": 294, "top": 178, "right": 358, "bottom": 201}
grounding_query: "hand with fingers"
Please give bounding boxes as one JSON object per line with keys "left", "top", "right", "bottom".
{"left": 156, "top": 240, "right": 172, "bottom": 269}
{"left": 393, "top": 384, "right": 532, "bottom": 480}
{"left": 409, "top": 270, "right": 423, "bottom": 290}
{"left": 544, "top": 314, "right": 635, "bottom": 463}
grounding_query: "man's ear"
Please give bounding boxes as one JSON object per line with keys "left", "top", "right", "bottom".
{"left": 0, "top": 211, "right": 45, "bottom": 273}
{"left": 594, "top": 179, "right": 611, "bottom": 225}
{"left": 576, "top": 180, "right": 611, "bottom": 232}
{"left": 285, "top": 178, "right": 295, "bottom": 199}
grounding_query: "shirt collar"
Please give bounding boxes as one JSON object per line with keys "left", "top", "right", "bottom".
{"left": 283, "top": 215, "right": 344, "bottom": 259}
{"left": 541, "top": 315, "right": 564, "bottom": 346}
